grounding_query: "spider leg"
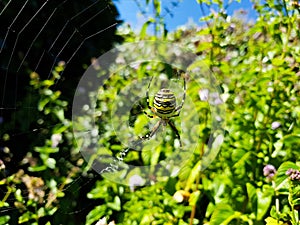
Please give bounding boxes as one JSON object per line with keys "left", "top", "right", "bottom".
{"left": 143, "top": 110, "right": 155, "bottom": 118}
{"left": 170, "top": 113, "right": 180, "bottom": 118}
{"left": 168, "top": 119, "right": 182, "bottom": 147}
{"left": 174, "top": 75, "right": 187, "bottom": 115}
{"left": 140, "top": 119, "right": 162, "bottom": 141}
{"left": 146, "top": 76, "right": 154, "bottom": 111}
{"left": 143, "top": 75, "right": 157, "bottom": 118}
{"left": 136, "top": 99, "right": 156, "bottom": 119}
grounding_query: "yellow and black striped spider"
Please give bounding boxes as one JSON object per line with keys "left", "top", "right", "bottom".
{"left": 141, "top": 75, "right": 187, "bottom": 147}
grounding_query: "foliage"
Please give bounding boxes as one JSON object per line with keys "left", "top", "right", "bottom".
{"left": 0, "top": 0, "right": 300, "bottom": 224}
{"left": 0, "top": 64, "right": 86, "bottom": 225}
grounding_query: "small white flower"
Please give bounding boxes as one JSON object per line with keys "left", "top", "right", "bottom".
{"left": 96, "top": 217, "right": 107, "bottom": 225}
{"left": 212, "top": 97, "right": 223, "bottom": 105}
{"left": 51, "top": 133, "right": 62, "bottom": 148}
{"left": 267, "top": 82, "right": 273, "bottom": 93}
{"left": 0, "top": 159, "right": 5, "bottom": 170}
{"left": 91, "top": 129, "right": 99, "bottom": 137}
{"left": 271, "top": 121, "right": 281, "bottom": 130}
{"left": 234, "top": 95, "right": 241, "bottom": 104}
{"left": 210, "top": 92, "right": 223, "bottom": 105}
{"left": 58, "top": 61, "right": 65, "bottom": 67}
{"left": 199, "top": 89, "right": 209, "bottom": 101}
{"left": 129, "top": 174, "right": 144, "bottom": 191}
{"left": 95, "top": 217, "right": 115, "bottom": 225}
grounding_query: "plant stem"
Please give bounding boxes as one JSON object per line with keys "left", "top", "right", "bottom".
{"left": 289, "top": 188, "right": 297, "bottom": 225}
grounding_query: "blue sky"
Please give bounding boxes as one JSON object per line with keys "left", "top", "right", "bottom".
{"left": 113, "top": 0, "right": 257, "bottom": 31}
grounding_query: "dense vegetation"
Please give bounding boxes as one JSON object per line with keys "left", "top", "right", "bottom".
{"left": 0, "top": 0, "right": 299, "bottom": 224}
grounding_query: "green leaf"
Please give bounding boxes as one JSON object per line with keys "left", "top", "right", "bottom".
{"left": 87, "top": 182, "right": 110, "bottom": 199}
{"left": 257, "top": 185, "right": 274, "bottom": 220}
{"left": 233, "top": 150, "right": 252, "bottom": 169}
{"left": 275, "top": 162, "right": 299, "bottom": 189}
{"left": 246, "top": 183, "right": 257, "bottom": 207}
{"left": 37, "top": 207, "right": 46, "bottom": 218}
{"left": 111, "top": 144, "right": 122, "bottom": 151}
{"left": 34, "top": 146, "right": 59, "bottom": 154}
{"left": 38, "top": 97, "right": 50, "bottom": 111}
{"left": 54, "top": 108, "right": 65, "bottom": 121}
{"left": 28, "top": 165, "right": 47, "bottom": 172}
{"left": 185, "top": 160, "right": 201, "bottom": 191}
{"left": 15, "top": 189, "right": 23, "bottom": 202}
{"left": 134, "top": 115, "right": 150, "bottom": 135}
{"left": 210, "top": 203, "right": 237, "bottom": 225}
{"left": 139, "top": 19, "right": 155, "bottom": 39}
{"left": 196, "top": 0, "right": 212, "bottom": 5}
{"left": 0, "top": 202, "right": 9, "bottom": 208}
{"left": 172, "top": 205, "right": 187, "bottom": 218}
{"left": 0, "top": 215, "right": 10, "bottom": 225}
{"left": 52, "top": 123, "right": 69, "bottom": 134}
{"left": 41, "top": 80, "right": 54, "bottom": 87}
{"left": 153, "top": 0, "right": 161, "bottom": 15}
{"left": 85, "top": 205, "right": 107, "bottom": 225}
{"left": 246, "top": 182, "right": 273, "bottom": 219}
{"left": 265, "top": 217, "right": 284, "bottom": 225}
{"left": 189, "top": 191, "right": 200, "bottom": 206}
{"left": 47, "top": 206, "right": 58, "bottom": 216}
{"left": 272, "top": 58, "right": 284, "bottom": 66}
{"left": 18, "top": 211, "right": 31, "bottom": 224}
{"left": 140, "top": 21, "right": 151, "bottom": 39}
{"left": 0, "top": 179, "right": 6, "bottom": 185}
{"left": 107, "top": 196, "right": 121, "bottom": 211}
{"left": 283, "top": 134, "right": 300, "bottom": 146}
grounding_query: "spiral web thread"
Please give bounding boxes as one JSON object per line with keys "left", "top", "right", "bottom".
{"left": 0, "top": 0, "right": 120, "bottom": 215}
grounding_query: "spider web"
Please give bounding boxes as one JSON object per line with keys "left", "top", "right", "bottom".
{"left": 0, "top": 0, "right": 210, "bottom": 222}
{"left": 0, "top": 0, "right": 122, "bottom": 220}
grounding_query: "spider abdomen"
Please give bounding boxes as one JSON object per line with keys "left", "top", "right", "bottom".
{"left": 153, "top": 89, "right": 176, "bottom": 116}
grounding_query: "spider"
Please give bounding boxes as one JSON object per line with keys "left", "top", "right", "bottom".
{"left": 140, "top": 75, "right": 187, "bottom": 147}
